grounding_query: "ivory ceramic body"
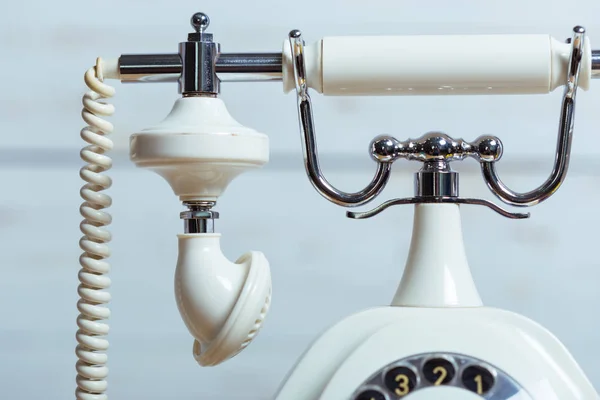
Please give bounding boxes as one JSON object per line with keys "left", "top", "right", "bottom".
{"left": 275, "top": 205, "right": 598, "bottom": 399}
{"left": 176, "top": 234, "right": 271, "bottom": 366}
{"left": 276, "top": 307, "right": 597, "bottom": 399}
{"left": 129, "top": 97, "right": 269, "bottom": 202}
{"left": 129, "top": 96, "right": 273, "bottom": 366}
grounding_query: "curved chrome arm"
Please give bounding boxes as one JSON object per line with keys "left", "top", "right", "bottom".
{"left": 289, "top": 30, "right": 392, "bottom": 207}
{"left": 480, "top": 26, "right": 585, "bottom": 206}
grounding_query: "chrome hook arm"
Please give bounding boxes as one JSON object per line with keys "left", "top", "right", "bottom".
{"left": 480, "top": 26, "right": 586, "bottom": 207}
{"left": 289, "top": 30, "right": 392, "bottom": 207}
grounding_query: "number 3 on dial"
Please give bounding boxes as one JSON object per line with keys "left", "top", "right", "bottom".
{"left": 395, "top": 374, "right": 410, "bottom": 395}
{"left": 384, "top": 366, "right": 417, "bottom": 397}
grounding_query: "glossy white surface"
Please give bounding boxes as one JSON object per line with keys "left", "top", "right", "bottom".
{"left": 282, "top": 35, "right": 591, "bottom": 95}
{"left": 175, "top": 234, "right": 246, "bottom": 344}
{"left": 277, "top": 307, "right": 597, "bottom": 399}
{"left": 407, "top": 388, "right": 482, "bottom": 399}
{"left": 276, "top": 204, "right": 595, "bottom": 399}
{"left": 176, "top": 234, "right": 272, "bottom": 366}
{"left": 130, "top": 97, "right": 269, "bottom": 202}
{"left": 391, "top": 204, "right": 482, "bottom": 307}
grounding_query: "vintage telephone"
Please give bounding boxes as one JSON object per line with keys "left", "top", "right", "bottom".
{"left": 75, "top": 12, "right": 600, "bottom": 399}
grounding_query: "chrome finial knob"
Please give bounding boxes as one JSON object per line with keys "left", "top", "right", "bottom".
{"left": 409, "top": 132, "right": 469, "bottom": 161}
{"left": 473, "top": 135, "right": 503, "bottom": 162}
{"left": 191, "top": 12, "right": 210, "bottom": 32}
{"left": 370, "top": 132, "right": 503, "bottom": 163}
{"left": 371, "top": 135, "right": 400, "bottom": 162}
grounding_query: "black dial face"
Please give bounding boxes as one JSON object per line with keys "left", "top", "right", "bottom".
{"left": 352, "top": 352, "right": 531, "bottom": 399}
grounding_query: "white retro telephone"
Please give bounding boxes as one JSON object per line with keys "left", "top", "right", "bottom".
{"left": 75, "top": 12, "right": 600, "bottom": 399}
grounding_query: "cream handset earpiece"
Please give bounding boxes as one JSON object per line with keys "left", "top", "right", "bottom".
{"left": 75, "top": 11, "right": 600, "bottom": 400}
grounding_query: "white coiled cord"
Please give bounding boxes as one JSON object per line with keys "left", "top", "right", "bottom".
{"left": 76, "top": 58, "right": 115, "bottom": 400}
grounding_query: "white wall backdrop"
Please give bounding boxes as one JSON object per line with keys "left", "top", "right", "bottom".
{"left": 1, "top": 0, "right": 600, "bottom": 398}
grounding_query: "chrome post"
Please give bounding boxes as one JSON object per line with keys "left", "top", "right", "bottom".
{"left": 415, "top": 162, "right": 459, "bottom": 198}
{"left": 179, "top": 12, "right": 220, "bottom": 96}
{"left": 119, "top": 53, "right": 283, "bottom": 83}
{"left": 592, "top": 50, "right": 600, "bottom": 79}
{"left": 180, "top": 202, "right": 219, "bottom": 234}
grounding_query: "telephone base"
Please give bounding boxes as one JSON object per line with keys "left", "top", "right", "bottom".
{"left": 275, "top": 306, "right": 597, "bottom": 400}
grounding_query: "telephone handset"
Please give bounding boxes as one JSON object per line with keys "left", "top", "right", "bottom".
{"left": 76, "top": 12, "right": 600, "bottom": 400}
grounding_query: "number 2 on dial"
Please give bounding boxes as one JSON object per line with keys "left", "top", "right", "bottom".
{"left": 433, "top": 366, "right": 447, "bottom": 385}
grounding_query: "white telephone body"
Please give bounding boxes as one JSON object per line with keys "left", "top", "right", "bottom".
{"left": 74, "top": 12, "right": 599, "bottom": 400}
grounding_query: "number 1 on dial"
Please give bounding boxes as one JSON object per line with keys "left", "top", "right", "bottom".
{"left": 461, "top": 365, "right": 494, "bottom": 395}
{"left": 474, "top": 374, "right": 483, "bottom": 394}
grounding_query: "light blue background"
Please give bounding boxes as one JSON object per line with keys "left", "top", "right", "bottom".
{"left": 1, "top": 0, "right": 600, "bottom": 398}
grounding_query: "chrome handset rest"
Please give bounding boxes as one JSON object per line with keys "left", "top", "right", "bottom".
{"left": 287, "top": 27, "right": 586, "bottom": 217}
